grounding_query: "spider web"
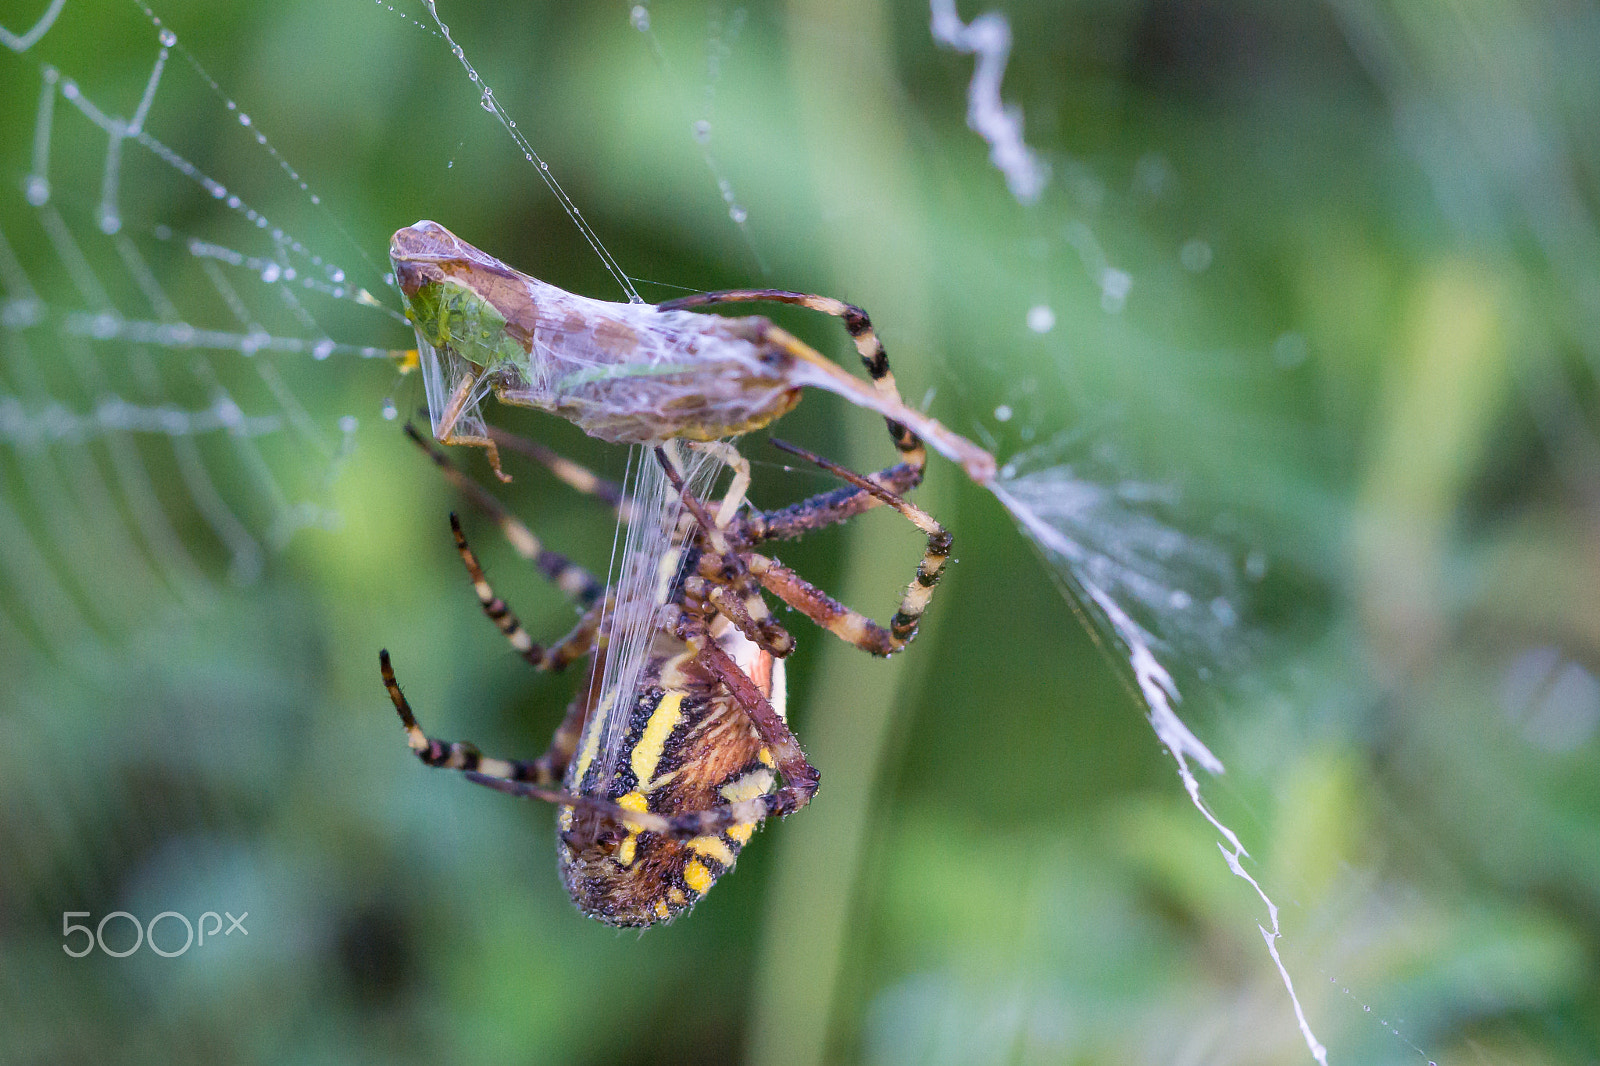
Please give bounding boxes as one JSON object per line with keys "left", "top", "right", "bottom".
{"left": 0, "top": 0, "right": 411, "bottom": 670}
{"left": 3, "top": 2, "right": 1596, "bottom": 1065}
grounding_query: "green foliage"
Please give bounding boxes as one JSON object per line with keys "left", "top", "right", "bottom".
{"left": 2, "top": 0, "right": 1598, "bottom": 1062}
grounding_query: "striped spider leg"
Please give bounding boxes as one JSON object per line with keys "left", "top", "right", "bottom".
{"left": 379, "top": 310, "right": 956, "bottom": 923}
{"left": 381, "top": 432, "right": 805, "bottom": 924}
{"left": 495, "top": 433, "right": 952, "bottom": 820}
{"left": 384, "top": 423, "right": 616, "bottom": 794}
{"left": 391, "top": 221, "right": 997, "bottom": 484}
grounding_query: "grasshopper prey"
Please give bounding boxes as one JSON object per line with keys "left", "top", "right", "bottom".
{"left": 389, "top": 220, "right": 996, "bottom": 484}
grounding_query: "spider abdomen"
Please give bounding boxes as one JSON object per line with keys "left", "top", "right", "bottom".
{"left": 557, "top": 627, "right": 784, "bottom": 927}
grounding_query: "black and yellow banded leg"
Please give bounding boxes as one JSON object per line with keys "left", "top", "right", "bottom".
{"left": 749, "top": 440, "right": 951, "bottom": 654}
{"left": 418, "top": 633, "right": 824, "bottom": 839}
{"left": 684, "top": 440, "right": 751, "bottom": 529}
{"left": 655, "top": 289, "right": 928, "bottom": 472}
{"left": 406, "top": 423, "right": 606, "bottom": 610}
{"left": 382, "top": 647, "right": 804, "bottom": 839}
{"left": 655, "top": 447, "right": 794, "bottom": 657}
{"left": 746, "top": 453, "right": 923, "bottom": 544}
{"left": 381, "top": 649, "right": 575, "bottom": 789}
{"left": 449, "top": 513, "right": 602, "bottom": 671}
{"left": 541, "top": 599, "right": 610, "bottom": 674}
{"left": 487, "top": 425, "right": 633, "bottom": 524}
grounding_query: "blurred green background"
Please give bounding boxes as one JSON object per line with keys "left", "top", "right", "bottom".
{"left": 2, "top": 0, "right": 1599, "bottom": 1062}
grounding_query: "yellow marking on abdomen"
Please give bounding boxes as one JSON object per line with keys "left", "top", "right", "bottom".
{"left": 614, "top": 791, "right": 651, "bottom": 867}
{"left": 726, "top": 822, "right": 755, "bottom": 845}
{"left": 683, "top": 860, "right": 713, "bottom": 895}
{"left": 721, "top": 768, "right": 774, "bottom": 804}
{"left": 570, "top": 690, "right": 615, "bottom": 787}
{"left": 689, "top": 835, "right": 736, "bottom": 868}
{"left": 631, "top": 691, "right": 685, "bottom": 786}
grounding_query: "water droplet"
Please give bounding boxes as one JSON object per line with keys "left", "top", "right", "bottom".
{"left": 1132, "top": 152, "right": 1174, "bottom": 198}
{"left": 692, "top": 119, "right": 712, "bottom": 144}
{"left": 1099, "top": 268, "right": 1132, "bottom": 314}
{"left": 1210, "top": 597, "right": 1238, "bottom": 626}
{"left": 24, "top": 176, "right": 49, "bottom": 206}
{"left": 1245, "top": 549, "right": 1267, "bottom": 581}
{"left": 339, "top": 415, "right": 359, "bottom": 434}
{"left": 1180, "top": 238, "right": 1212, "bottom": 272}
{"left": 382, "top": 398, "right": 399, "bottom": 420}
{"left": 993, "top": 404, "right": 1013, "bottom": 422}
{"left": 97, "top": 209, "right": 121, "bottom": 235}
{"left": 480, "top": 90, "right": 494, "bottom": 112}
{"left": 728, "top": 205, "right": 747, "bottom": 224}
{"left": 1, "top": 299, "right": 39, "bottom": 329}
{"left": 312, "top": 338, "right": 336, "bottom": 360}
{"left": 309, "top": 194, "right": 321, "bottom": 205}
{"left": 227, "top": 195, "right": 241, "bottom": 209}
{"left": 331, "top": 269, "right": 345, "bottom": 283}
{"left": 158, "top": 28, "right": 177, "bottom": 47}
{"left": 1025, "top": 304, "right": 1055, "bottom": 333}
{"left": 238, "top": 113, "right": 252, "bottom": 126}
{"left": 540, "top": 161, "right": 549, "bottom": 171}
{"left": 630, "top": 5, "right": 651, "bottom": 31}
